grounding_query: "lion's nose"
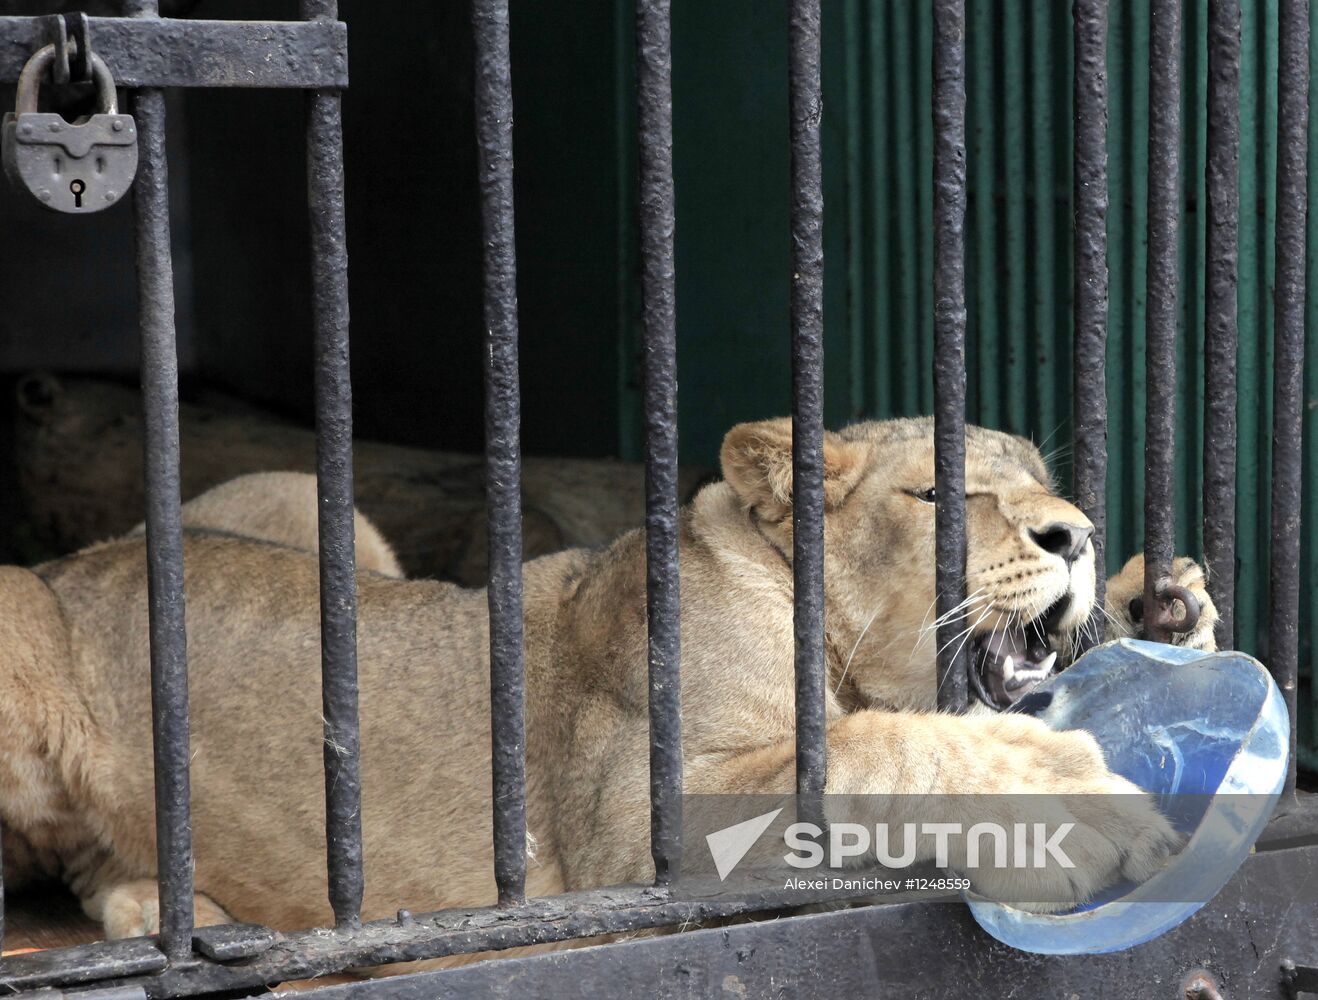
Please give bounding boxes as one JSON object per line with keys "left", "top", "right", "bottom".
{"left": 1029, "top": 522, "right": 1094, "bottom": 565}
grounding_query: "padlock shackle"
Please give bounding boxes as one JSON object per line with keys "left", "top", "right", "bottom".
{"left": 16, "top": 44, "right": 118, "bottom": 118}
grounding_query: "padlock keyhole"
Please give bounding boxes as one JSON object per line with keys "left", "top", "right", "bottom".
{"left": 69, "top": 179, "right": 85, "bottom": 208}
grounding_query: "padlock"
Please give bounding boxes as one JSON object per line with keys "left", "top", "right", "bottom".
{"left": 2, "top": 44, "right": 138, "bottom": 214}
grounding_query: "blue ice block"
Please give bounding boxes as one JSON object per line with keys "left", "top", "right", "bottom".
{"left": 965, "top": 638, "right": 1289, "bottom": 955}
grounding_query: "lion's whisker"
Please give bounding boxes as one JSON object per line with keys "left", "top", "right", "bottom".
{"left": 1034, "top": 419, "right": 1067, "bottom": 453}
{"left": 929, "top": 597, "right": 992, "bottom": 657}
{"left": 840, "top": 588, "right": 987, "bottom": 696}
{"left": 932, "top": 604, "right": 995, "bottom": 702}
{"left": 834, "top": 603, "right": 886, "bottom": 695}
{"left": 918, "top": 588, "right": 987, "bottom": 637}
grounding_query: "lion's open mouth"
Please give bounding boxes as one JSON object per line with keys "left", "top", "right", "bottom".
{"left": 968, "top": 595, "right": 1071, "bottom": 711}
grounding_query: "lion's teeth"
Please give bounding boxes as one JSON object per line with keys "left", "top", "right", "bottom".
{"left": 1002, "top": 655, "right": 1015, "bottom": 681}
{"left": 1040, "top": 651, "right": 1058, "bottom": 673}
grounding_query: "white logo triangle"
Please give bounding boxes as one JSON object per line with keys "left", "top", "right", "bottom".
{"left": 705, "top": 807, "right": 784, "bottom": 881}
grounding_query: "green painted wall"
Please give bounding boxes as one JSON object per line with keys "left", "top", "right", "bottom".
{"left": 613, "top": 0, "right": 1315, "bottom": 763}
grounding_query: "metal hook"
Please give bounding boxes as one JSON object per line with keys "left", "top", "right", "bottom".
{"left": 1151, "top": 576, "right": 1203, "bottom": 636}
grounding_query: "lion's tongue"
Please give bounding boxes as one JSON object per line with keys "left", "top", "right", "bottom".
{"left": 980, "top": 630, "right": 1058, "bottom": 705}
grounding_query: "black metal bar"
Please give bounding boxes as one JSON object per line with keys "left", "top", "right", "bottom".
{"left": 472, "top": 0, "right": 528, "bottom": 908}
{"left": 1072, "top": 0, "right": 1109, "bottom": 657}
{"left": 266, "top": 846, "right": 1318, "bottom": 1000}
{"left": 1271, "top": 0, "right": 1308, "bottom": 799}
{"left": 0, "top": 16, "right": 347, "bottom": 88}
{"left": 11, "top": 840, "right": 1318, "bottom": 999}
{"left": 933, "top": 0, "right": 968, "bottom": 708}
{"left": 788, "top": 0, "right": 827, "bottom": 800}
{"left": 1, "top": 874, "right": 931, "bottom": 998}
{"left": 128, "top": 0, "right": 194, "bottom": 959}
{"left": 1142, "top": 0, "right": 1181, "bottom": 645}
{"left": 302, "top": 0, "right": 364, "bottom": 932}
{"left": 635, "top": 0, "right": 684, "bottom": 886}
{"left": 0, "top": 938, "right": 169, "bottom": 994}
{"left": 1203, "top": 0, "right": 1241, "bottom": 652}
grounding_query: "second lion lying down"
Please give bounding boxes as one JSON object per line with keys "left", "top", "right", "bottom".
{"left": 0, "top": 418, "right": 1216, "bottom": 957}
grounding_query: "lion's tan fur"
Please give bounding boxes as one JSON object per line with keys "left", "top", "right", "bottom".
{"left": 0, "top": 418, "right": 1214, "bottom": 965}
{"left": 129, "top": 471, "right": 404, "bottom": 579}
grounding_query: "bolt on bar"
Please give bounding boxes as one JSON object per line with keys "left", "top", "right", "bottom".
{"left": 472, "top": 0, "right": 528, "bottom": 906}
{"left": 125, "top": 0, "right": 195, "bottom": 962}
{"left": 302, "top": 0, "right": 364, "bottom": 931}
{"left": 1142, "top": 0, "right": 1180, "bottom": 645}
{"left": 1072, "top": 0, "right": 1109, "bottom": 658}
{"left": 1203, "top": 0, "right": 1241, "bottom": 651}
{"left": 635, "top": 0, "right": 684, "bottom": 886}
{"left": 1271, "top": 0, "right": 1309, "bottom": 799}
{"left": 788, "top": 0, "right": 828, "bottom": 800}
{"left": 932, "top": 0, "right": 968, "bottom": 711}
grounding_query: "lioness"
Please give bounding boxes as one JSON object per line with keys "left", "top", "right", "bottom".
{"left": 127, "top": 471, "right": 405, "bottom": 580}
{"left": 0, "top": 418, "right": 1215, "bottom": 962}
{"left": 13, "top": 374, "right": 711, "bottom": 583}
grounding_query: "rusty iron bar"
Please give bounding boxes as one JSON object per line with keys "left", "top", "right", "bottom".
{"left": 788, "top": 0, "right": 828, "bottom": 800}
{"left": 302, "top": 0, "right": 365, "bottom": 931}
{"left": 472, "top": 0, "right": 529, "bottom": 906}
{"left": 933, "top": 0, "right": 968, "bottom": 708}
{"left": 7, "top": 844, "right": 1317, "bottom": 998}
{"left": 1071, "top": 0, "right": 1109, "bottom": 658}
{"left": 1271, "top": 0, "right": 1309, "bottom": 799}
{"left": 0, "top": 15, "right": 347, "bottom": 88}
{"left": 1142, "top": 0, "right": 1181, "bottom": 645}
{"left": 635, "top": 0, "right": 684, "bottom": 885}
{"left": 1204, "top": 0, "right": 1242, "bottom": 651}
{"left": 0, "top": 872, "right": 946, "bottom": 997}
{"left": 127, "top": 0, "right": 195, "bottom": 962}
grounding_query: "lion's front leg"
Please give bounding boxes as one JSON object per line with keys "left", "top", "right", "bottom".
{"left": 721, "top": 710, "right": 1180, "bottom": 911}
{"left": 1105, "top": 554, "right": 1219, "bottom": 651}
{"left": 85, "top": 879, "right": 232, "bottom": 941}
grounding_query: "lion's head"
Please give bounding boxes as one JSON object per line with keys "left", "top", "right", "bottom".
{"left": 719, "top": 417, "right": 1096, "bottom": 713}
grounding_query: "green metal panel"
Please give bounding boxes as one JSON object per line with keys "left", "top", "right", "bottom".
{"left": 618, "top": 0, "right": 1314, "bottom": 764}
{"left": 1303, "top": 0, "right": 1318, "bottom": 770}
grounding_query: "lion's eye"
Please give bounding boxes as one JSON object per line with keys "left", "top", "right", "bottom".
{"left": 910, "top": 487, "right": 936, "bottom": 504}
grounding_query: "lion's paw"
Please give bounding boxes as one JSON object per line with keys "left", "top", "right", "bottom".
{"left": 89, "top": 879, "right": 231, "bottom": 940}
{"left": 957, "top": 719, "right": 1182, "bottom": 911}
{"left": 1104, "top": 554, "right": 1218, "bottom": 651}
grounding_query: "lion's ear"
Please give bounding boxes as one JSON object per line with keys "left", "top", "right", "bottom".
{"left": 720, "top": 419, "right": 871, "bottom": 521}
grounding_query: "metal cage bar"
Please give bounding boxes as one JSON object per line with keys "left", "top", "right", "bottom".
{"left": 1143, "top": 0, "right": 1181, "bottom": 644}
{"left": 1270, "top": 0, "right": 1309, "bottom": 799}
{"left": 932, "top": 0, "right": 969, "bottom": 712}
{"left": 788, "top": 0, "right": 828, "bottom": 800}
{"left": 0, "top": 15, "right": 347, "bottom": 88}
{"left": 1203, "top": 0, "right": 1241, "bottom": 651}
{"left": 0, "top": 877, "right": 926, "bottom": 997}
{"left": 1072, "top": 0, "right": 1109, "bottom": 657}
{"left": 127, "top": 0, "right": 195, "bottom": 961}
{"left": 472, "top": 0, "right": 529, "bottom": 907}
{"left": 635, "top": 0, "right": 684, "bottom": 886}
{"left": 302, "top": 0, "right": 365, "bottom": 932}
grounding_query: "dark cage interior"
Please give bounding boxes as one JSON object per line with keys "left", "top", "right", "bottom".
{"left": 0, "top": 0, "right": 1315, "bottom": 997}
